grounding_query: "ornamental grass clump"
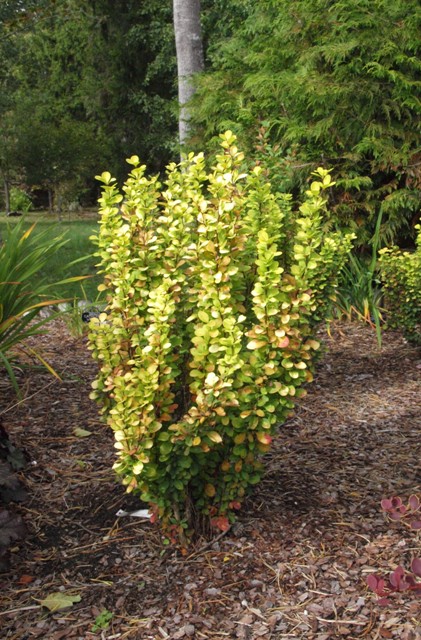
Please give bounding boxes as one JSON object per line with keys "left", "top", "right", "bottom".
{"left": 88, "top": 131, "right": 354, "bottom": 544}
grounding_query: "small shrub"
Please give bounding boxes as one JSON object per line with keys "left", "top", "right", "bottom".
{"left": 9, "top": 187, "right": 32, "bottom": 214}
{"left": 88, "top": 132, "right": 354, "bottom": 544}
{"left": 367, "top": 561, "right": 421, "bottom": 605}
{"left": 380, "top": 495, "right": 421, "bottom": 530}
{"left": 367, "top": 495, "right": 421, "bottom": 605}
{"left": 379, "top": 225, "right": 421, "bottom": 344}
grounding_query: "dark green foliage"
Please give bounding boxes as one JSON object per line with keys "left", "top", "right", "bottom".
{"left": 191, "top": 0, "right": 421, "bottom": 246}
{"left": 0, "top": 0, "right": 177, "bottom": 208}
{"left": 80, "top": 0, "right": 177, "bottom": 177}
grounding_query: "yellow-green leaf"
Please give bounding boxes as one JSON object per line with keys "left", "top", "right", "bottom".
{"left": 247, "top": 340, "right": 266, "bottom": 350}
{"left": 40, "top": 592, "right": 81, "bottom": 612}
{"left": 208, "top": 431, "right": 222, "bottom": 444}
{"left": 73, "top": 428, "right": 92, "bottom": 438}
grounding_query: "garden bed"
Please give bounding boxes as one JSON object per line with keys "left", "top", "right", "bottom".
{"left": 0, "top": 322, "right": 420, "bottom": 639}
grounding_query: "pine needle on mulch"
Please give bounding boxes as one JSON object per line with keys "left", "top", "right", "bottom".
{"left": 0, "top": 321, "right": 420, "bottom": 640}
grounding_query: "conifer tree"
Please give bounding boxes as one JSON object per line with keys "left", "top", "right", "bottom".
{"left": 191, "top": 0, "right": 421, "bottom": 245}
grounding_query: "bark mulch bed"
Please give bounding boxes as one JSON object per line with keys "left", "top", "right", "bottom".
{"left": 0, "top": 322, "right": 420, "bottom": 640}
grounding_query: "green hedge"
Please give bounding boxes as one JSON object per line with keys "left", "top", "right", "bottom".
{"left": 379, "top": 225, "right": 421, "bottom": 344}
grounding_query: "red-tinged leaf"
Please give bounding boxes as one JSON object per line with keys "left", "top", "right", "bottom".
{"left": 229, "top": 501, "right": 242, "bottom": 511}
{"left": 405, "top": 575, "right": 416, "bottom": 587}
{"left": 377, "top": 597, "right": 392, "bottom": 607}
{"left": 398, "top": 504, "right": 407, "bottom": 514}
{"left": 381, "top": 498, "right": 393, "bottom": 511}
{"left": 211, "top": 516, "right": 230, "bottom": 532}
{"left": 367, "top": 574, "right": 380, "bottom": 591}
{"left": 391, "top": 496, "right": 402, "bottom": 508}
{"left": 389, "top": 566, "right": 405, "bottom": 588}
{"left": 256, "top": 432, "right": 272, "bottom": 445}
{"left": 411, "top": 557, "right": 421, "bottom": 577}
{"left": 389, "top": 511, "right": 402, "bottom": 520}
{"left": 18, "top": 575, "right": 34, "bottom": 585}
{"left": 408, "top": 495, "right": 420, "bottom": 511}
{"left": 377, "top": 578, "right": 387, "bottom": 595}
{"left": 410, "top": 520, "right": 421, "bottom": 530}
{"left": 398, "top": 578, "right": 411, "bottom": 591}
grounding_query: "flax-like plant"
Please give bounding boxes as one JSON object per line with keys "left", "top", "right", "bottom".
{"left": 0, "top": 220, "right": 82, "bottom": 393}
{"left": 334, "top": 211, "right": 384, "bottom": 344}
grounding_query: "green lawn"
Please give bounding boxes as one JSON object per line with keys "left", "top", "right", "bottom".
{"left": 0, "top": 213, "right": 103, "bottom": 301}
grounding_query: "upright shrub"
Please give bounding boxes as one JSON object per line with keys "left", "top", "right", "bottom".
{"left": 379, "top": 224, "right": 421, "bottom": 344}
{"left": 88, "top": 132, "right": 354, "bottom": 544}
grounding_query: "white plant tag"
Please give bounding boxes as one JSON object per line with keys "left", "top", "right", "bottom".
{"left": 116, "top": 508, "right": 151, "bottom": 519}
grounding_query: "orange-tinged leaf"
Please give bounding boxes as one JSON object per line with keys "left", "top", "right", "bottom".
{"left": 247, "top": 339, "right": 267, "bottom": 350}
{"left": 18, "top": 575, "right": 34, "bottom": 585}
{"left": 257, "top": 443, "right": 271, "bottom": 453}
{"left": 221, "top": 460, "right": 230, "bottom": 472}
{"left": 256, "top": 432, "right": 272, "bottom": 445}
{"left": 235, "top": 461, "right": 242, "bottom": 473}
{"left": 234, "top": 433, "right": 246, "bottom": 444}
{"left": 205, "top": 483, "right": 216, "bottom": 497}
{"left": 211, "top": 516, "right": 230, "bottom": 532}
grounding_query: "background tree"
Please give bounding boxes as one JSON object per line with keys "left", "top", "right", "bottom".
{"left": 0, "top": 0, "right": 178, "bottom": 209}
{"left": 80, "top": 0, "right": 177, "bottom": 177}
{"left": 191, "top": 0, "right": 421, "bottom": 246}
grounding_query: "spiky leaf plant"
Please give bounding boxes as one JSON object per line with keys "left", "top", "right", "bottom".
{"left": 0, "top": 219, "right": 82, "bottom": 392}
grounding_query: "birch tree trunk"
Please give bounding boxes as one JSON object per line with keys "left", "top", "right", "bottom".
{"left": 173, "top": 0, "right": 204, "bottom": 148}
